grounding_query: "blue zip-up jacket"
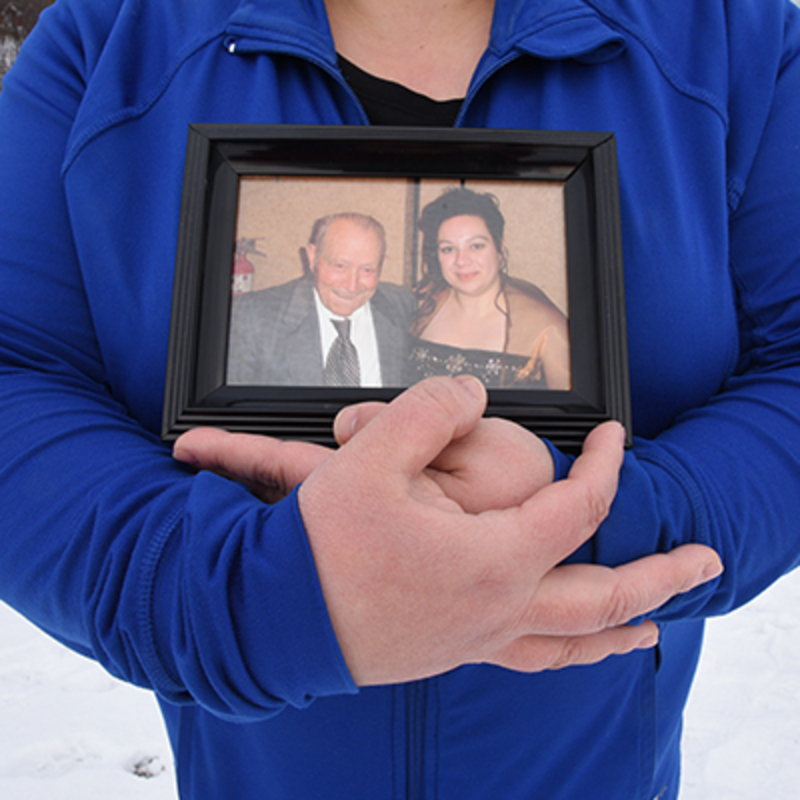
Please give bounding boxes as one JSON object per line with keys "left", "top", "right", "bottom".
{"left": 1, "top": 0, "right": 800, "bottom": 797}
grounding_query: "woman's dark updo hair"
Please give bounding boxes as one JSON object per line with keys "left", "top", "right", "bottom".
{"left": 413, "top": 188, "right": 508, "bottom": 332}
{"left": 418, "top": 187, "right": 506, "bottom": 274}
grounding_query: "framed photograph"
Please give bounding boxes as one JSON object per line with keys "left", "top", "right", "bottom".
{"left": 163, "top": 124, "right": 630, "bottom": 453}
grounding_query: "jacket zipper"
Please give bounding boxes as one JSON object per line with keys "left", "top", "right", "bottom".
{"left": 406, "top": 680, "right": 428, "bottom": 799}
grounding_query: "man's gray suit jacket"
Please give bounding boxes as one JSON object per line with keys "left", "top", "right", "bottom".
{"left": 227, "top": 275, "right": 416, "bottom": 386}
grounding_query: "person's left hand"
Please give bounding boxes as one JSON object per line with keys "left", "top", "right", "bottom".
{"left": 173, "top": 376, "right": 556, "bottom": 512}
{"left": 173, "top": 428, "right": 330, "bottom": 503}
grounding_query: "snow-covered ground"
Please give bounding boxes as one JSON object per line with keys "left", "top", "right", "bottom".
{"left": 0, "top": 603, "right": 176, "bottom": 800}
{"left": 680, "top": 568, "right": 800, "bottom": 799}
{"left": 2, "top": 568, "right": 800, "bottom": 799}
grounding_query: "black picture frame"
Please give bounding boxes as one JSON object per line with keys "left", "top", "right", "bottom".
{"left": 162, "top": 124, "right": 631, "bottom": 453}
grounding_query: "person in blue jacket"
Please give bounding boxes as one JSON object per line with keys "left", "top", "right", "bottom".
{"left": 0, "top": 0, "right": 798, "bottom": 798}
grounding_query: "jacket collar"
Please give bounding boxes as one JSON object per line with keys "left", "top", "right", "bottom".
{"left": 224, "top": 0, "right": 626, "bottom": 69}
{"left": 489, "top": 0, "right": 625, "bottom": 64}
{"left": 225, "top": 0, "right": 339, "bottom": 66}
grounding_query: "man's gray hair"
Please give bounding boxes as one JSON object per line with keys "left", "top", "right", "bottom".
{"left": 307, "top": 212, "right": 387, "bottom": 267}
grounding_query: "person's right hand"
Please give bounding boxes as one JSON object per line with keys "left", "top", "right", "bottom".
{"left": 295, "top": 377, "right": 722, "bottom": 685}
{"left": 333, "top": 382, "right": 556, "bottom": 513}
{"left": 174, "top": 377, "right": 723, "bottom": 685}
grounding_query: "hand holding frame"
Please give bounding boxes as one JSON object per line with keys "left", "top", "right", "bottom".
{"left": 174, "top": 377, "right": 722, "bottom": 685}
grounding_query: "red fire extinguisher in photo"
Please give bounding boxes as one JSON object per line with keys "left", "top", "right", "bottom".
{"left": 232, "top": 238, "right": 265, "bottom": 296}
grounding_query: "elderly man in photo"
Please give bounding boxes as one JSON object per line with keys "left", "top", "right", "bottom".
{"left": 228, "top": 212, "right": 414, "bottom": 387}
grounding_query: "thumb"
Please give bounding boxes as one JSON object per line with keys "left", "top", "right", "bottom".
{"left": 337, "top": 376, "right": 487, "bottom": 478}
{"left": 174, "top": 427, "right": 330, "bottom": 496}
{"left": 333, "top": 401, "right": 387, "bottom": 446}
{"left": 507, "top": 420, "right": 625, "bottom": 569}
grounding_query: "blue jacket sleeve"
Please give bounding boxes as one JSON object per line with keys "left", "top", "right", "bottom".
{"left": 593, "top": 0, "right": 800, "bottom": 619}
{"left": 0, "top": 2, "right": 356, "bottom": 721}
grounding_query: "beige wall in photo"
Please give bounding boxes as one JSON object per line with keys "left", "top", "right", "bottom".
{"left": 235, "top": 176, "right": 411, "bottom": 290}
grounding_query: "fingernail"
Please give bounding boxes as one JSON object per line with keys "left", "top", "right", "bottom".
{"left": 638, "top": 628, "right": 659, "bottom": 648}
{"left": 611, "top": 420, "right": 626, "bottom": 445}
{"left": 334, "top": 407, "right": 358, "bottom": 442}
{"left": 173, "top": 449, "right": 200, "bottom": 468}
{"left": 172, "top": 445, "right": 190, "bottom": 462}
{"left": 454, "top": 374, "right": 485, "bottom": 401}
{"left": 701, "top": 559, "right": 724, "bottom": 582}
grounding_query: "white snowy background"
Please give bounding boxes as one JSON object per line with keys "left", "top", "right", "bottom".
{"left": 2, "top": 566, "right": 800, "bottom": 799}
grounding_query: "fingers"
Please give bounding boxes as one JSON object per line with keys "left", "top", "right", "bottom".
{"left": 427, "top": 417, "right": 555, "bottom": 513}
{"left": 335, "top": 376, "right": 487, "bottom": 452}
{"left": 489, "top": 544, "right": 723, "bottom": 672}
{"left": 334, "top": 376, "right": 488, "bottom": 479}
{"left": 333, "top": 401, "right": 386, "bottom": 445}
{"left": 524, "top": 545, "right": 723, "bottom": 636}
{"left": 173, "top": 426, "right": 239, "bottom": 470}
{"left": 506, "top": 421, "right": 626, "bottom": 568}
{"left": 562, "top": 420, "right": 626, "bottom": 502}
{"left": 173, "top": 427, "right": 331, "bottom": 498}
{"left": 488, "top": 620, "right": 661, "bottom": 673}
{"left": 596, "top": 544, "right": 723, "bottom": 626}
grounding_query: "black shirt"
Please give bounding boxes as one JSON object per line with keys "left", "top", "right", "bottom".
{"left": 337, "top": 55, "right": 463, "bottom": 127}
